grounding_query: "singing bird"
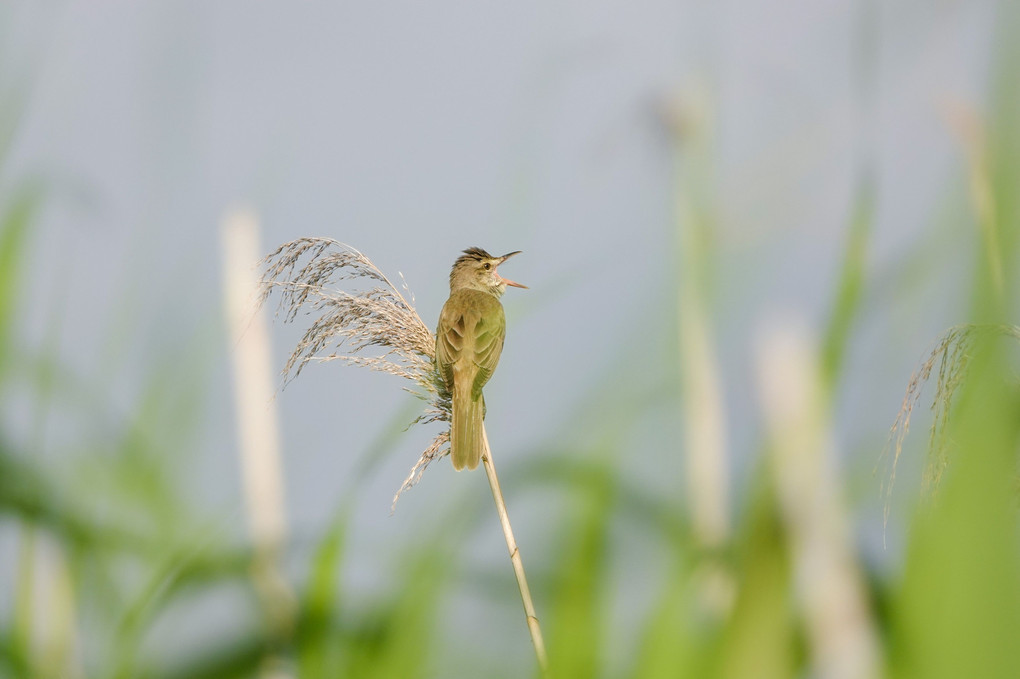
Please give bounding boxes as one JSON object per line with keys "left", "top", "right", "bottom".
{"left": 436, "top": 248, "right": 526, "bottom": 470}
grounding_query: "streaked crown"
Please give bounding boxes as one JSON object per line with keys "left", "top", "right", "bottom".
{"left": 448, "top": 247, "right": 526, "bottom": 296}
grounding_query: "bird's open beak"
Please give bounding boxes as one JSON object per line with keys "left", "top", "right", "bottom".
{"left": 496, "top": 251, "right": 527, "bottom": 289}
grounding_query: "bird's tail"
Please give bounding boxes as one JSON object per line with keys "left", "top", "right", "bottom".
{"left": 451, "top": 382, "right": 483, "bottom": 470}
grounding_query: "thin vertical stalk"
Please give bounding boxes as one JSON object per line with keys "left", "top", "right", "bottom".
{"left": 221, "top": 209, "right": 296, "bottom": 677}
{"left": 663, "top": 91, "right": 731, "bottom": 549}
{"left": 480, "top": 426, "right": 549, "bottom": 676}
{"left": 755, "top": 322, "right": 881, "bottom": 679}
{"left": 665, "top": 89, "right": 734, "bottom": 619}
{"left": 944, "top": 102, "right": 1004, "bottom": 305}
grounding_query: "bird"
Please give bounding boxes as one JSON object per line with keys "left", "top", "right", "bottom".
{"left": 435, "top": 247, "right": 526, "bottom": 470}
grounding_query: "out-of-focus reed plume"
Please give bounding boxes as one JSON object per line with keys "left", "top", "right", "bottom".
{"left": 661, "top": 87, "right": 734, "bottom": 618}
{"left": 756, "top": 321, "right": 881, "bottom": 679}
{"left": 943, "top": 101, "right": 1004, "bottom": 300}
{"left": 20, "top": 534, "right": 81, "bottom": 679}
{"left": 884, "top": 324, "right": 1020, "bottom": 530}
{"left": 221, "top": 209, "right": 296, "bottom": 678}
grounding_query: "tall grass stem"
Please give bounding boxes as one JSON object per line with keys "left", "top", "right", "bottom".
{"left": 481, "top": 426, "right": 549, "bottom": 676}
{"left": 221, "top": 209, "right": 297, "bottom": 673}
{"left": 756, "top": 321, "right": 881, "bottom": 679}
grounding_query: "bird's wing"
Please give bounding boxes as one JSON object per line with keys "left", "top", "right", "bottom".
{"left": 471, "top": 305, "right": 505, "bottom": 400}
{"left": 437, "top": 292, "right": 506, "bottom": 401}
{"left": 435, "top": 301, "right": 466, "bottom": 394}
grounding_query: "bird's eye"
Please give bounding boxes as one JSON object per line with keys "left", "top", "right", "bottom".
{"left": 483, "top": 263, "right": 491, "bottom": 270}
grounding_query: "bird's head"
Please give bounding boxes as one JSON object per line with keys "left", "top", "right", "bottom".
{"left": 449, "top": 247, "right": 526, "bottom": 296}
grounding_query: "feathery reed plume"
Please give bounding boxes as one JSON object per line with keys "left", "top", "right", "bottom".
{"left": 258, "top": 238, "right": 450, "bottom": 503}
{"left": 884, "top": 324, "right": 1020, "bottom": 531}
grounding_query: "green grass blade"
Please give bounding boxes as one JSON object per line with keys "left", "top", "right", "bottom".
{"left": 0, "top": 185, "right": 39, "bottom": 378}
{"left": 891, "top": 339, "right": 1020, "bottom": 679}
{"left": 344, "top": 548, "right": 448, "bottom": 679}
{"left": 629, "top": 573, "right": 700, "bottom": 679}
{"left": 297, "top": 511, "right": 349, "bottom": 677}
{"left": 545, "top": 463, "right": 613, "bottom": 679}
{"left": 821, "top": 175, "right": 873, "bottom": 390}
{"left": 714, "top": 469, "right": 797, "bottom": 679}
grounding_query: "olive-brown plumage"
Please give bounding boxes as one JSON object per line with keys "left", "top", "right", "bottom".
{"left": 436, "top": 248, "right": 525, "bottom": 470}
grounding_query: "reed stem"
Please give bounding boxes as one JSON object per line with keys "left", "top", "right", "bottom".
{"left": 480, "top": 426, "right": 549, "bottom": 676}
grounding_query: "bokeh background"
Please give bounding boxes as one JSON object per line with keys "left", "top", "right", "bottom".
{"left": 2, "top": 2, "right": 1019, "bottom": 678}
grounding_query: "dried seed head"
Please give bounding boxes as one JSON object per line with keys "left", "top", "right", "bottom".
{"left": 259, "top": 238, "right": 451, "bottom": 506}
{"left": 882, "top": 323, "right": 1020, "bottom": 536}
